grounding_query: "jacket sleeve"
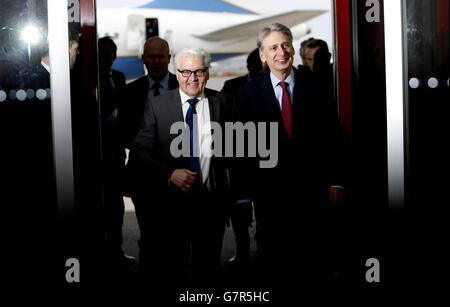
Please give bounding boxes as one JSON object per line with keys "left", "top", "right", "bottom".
{"left": 127, "top": 100, "right": 174, "bottom": 195}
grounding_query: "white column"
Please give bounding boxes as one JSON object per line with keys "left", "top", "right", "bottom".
{"left": 48, "top": 0, "right": 75, "bottom": 216}
{"left": 383, "top": 0, "right": 405, "bottom": 209}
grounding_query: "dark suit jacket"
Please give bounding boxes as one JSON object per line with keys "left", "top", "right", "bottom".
{"left": 99, "top": 69, "right": 127, "bottom": 171}
{"left": 122, "top": 72, "right": 178, "bottom": 148}
{"left": 25, "top": 64, "right": 51, "bottom": 91}
{"left": 221, "top": 74, "right": 248, "bottom": 98}
{"left": 236, "top": 68, "right": 348, "bottom": 209}
{"left": 127, "top": 88, "right": 235, "bottom": 208}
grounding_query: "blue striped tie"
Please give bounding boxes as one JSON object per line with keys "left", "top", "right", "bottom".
{"left": 186, "top": 98, "right": 199, "bottom": 173}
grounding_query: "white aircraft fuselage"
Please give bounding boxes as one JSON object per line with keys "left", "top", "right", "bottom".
{"left": 97, "top": 8, "right": 313, "bottom": 58}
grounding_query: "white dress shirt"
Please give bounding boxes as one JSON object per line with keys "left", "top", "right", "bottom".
{"left": 269, "top": 69, "right": 295, "bottom": 110}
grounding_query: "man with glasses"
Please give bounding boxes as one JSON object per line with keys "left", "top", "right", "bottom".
{"left": 128, "top": 47, "right": 234, "bottom": 290}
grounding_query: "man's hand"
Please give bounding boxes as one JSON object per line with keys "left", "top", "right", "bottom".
{"left": 170, "top": 169, "right": 197, "bottom": 193}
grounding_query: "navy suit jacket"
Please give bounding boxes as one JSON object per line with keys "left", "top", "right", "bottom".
{"left": 235, "top": 67, "right": 348, "bottom": 208}
{"left": 221, "top": 74, "right": 248, "bottom": 98}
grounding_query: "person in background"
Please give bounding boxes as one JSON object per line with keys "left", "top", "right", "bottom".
{"left": 98, "top": 36, "right": 136, "bottom": 270}
{"left": 302, "top": 38, "right": 335, "bottom": 106}
{"left": 298, "top": 37, "right": 314, "bottom": 73}
{"left": 221, "top": 48, "right": 267, "bottom": 97}
{"left": 122, "top": 37, "right": 179, "bottom": 272}
{"left": 123, "top": 36, "right": 178, "bottom": 148}
{"left": 221, "top": 48, "right": 267, "bottom": 268}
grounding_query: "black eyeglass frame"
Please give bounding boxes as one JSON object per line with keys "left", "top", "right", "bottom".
{"left": 177, "top": 68, "right": 209, "bottom": 78}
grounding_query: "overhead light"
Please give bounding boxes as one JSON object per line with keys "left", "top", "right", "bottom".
{"left": 22, "top": 25, "right": 40, "bottom": 44}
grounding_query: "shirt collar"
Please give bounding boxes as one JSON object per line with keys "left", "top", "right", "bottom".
{"left": 179, "top": 89, "right": 205, "bottom": 105}
{"left": 269, "top": 68, "right": 295, "bottom": 88}
{"left": 148, "top": 73, "right": 170, "bottom": 89}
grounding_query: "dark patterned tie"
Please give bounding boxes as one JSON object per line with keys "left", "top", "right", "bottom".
{"left": 186, "top": 98, "right": 199, "bottom": 173}
{"left": 279, "top": 81, "right": 293, "bottom": 138}
{"left": 153, "top": 82, "right": 160, "bottom": 96}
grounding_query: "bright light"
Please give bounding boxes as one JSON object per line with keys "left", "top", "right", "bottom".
{"left": 22, "top": 25, "right": 40, "bottom": 44}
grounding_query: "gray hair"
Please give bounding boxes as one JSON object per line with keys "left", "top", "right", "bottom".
{"left": 257, "top": 23, "right": 293, "bottom": 51}
{"left": 174, "top": 47, "right": 211, "bottom": 70}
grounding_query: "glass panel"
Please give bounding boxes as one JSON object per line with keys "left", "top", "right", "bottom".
{"left": 405, "top": 0, "right": 449, "bottom": 208}
{"left": 0, "top": 0, "right": 55, "bottom": 204}
{"left": 0, "top": 0, "right": 58, "bottom": 283}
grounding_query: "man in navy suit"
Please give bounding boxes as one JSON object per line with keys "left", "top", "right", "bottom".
{"left": 236, "top": 23, "right": 349, "bottom": 290}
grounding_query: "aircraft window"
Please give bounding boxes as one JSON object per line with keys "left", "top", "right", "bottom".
{"left": 146, "top": 18, "right": 159, "bottom": 39}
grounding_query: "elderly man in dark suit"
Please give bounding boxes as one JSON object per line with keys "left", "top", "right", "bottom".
{"left": 128, "top": 47, "right": 234, "bottom": 289}
{"left": 236, "top": 23, "right": 349, "bottom": 291}
{"left": 122, "top": 37, "right": 178, "bottom": 148}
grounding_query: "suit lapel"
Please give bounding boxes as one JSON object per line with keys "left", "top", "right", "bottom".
{"left": 261, "top": 74, "right": 283, "bottom": 120}
{"left": 168, "top": 73, "right": 179, "bottom": 90}
{"left": 205, "top": 89, "right": 220, "bottom": 123}
{"left": 166, "top": 89, "right": 184, "bottom": 123}
{"left": 292, "top": 68, "right": 306, "bottom": 109}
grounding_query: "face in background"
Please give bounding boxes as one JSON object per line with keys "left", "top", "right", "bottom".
{"left": 69, "top": 41, "right": 79, "bottom": 70}
{"left": 259, "top": 31, "right": 295, "bottom": 79}
{"left": 299, "top": 37, "right": 314, "bottom": 66}
{"left": 300, "top": 47, "right": 307, "bottom": 66}
{"left": 176, "top": 56, "right": 209, "bottom": 98}
{"left": 142, "top": 37, "right": 171, "bottom": 81}
{"left": 98, "top": 43, "right": 115, "bottom": 73}
{"left": 304, "top": 46, "right": 320, "bottom": 72}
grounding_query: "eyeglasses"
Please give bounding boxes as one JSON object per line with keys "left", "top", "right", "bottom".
{"left": 177, "top": 68, "right": 208, "bottom": 78}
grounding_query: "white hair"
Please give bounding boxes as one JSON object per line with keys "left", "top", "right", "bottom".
{"left": 174, "top": 47, "right": 211, "bottom": 70}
